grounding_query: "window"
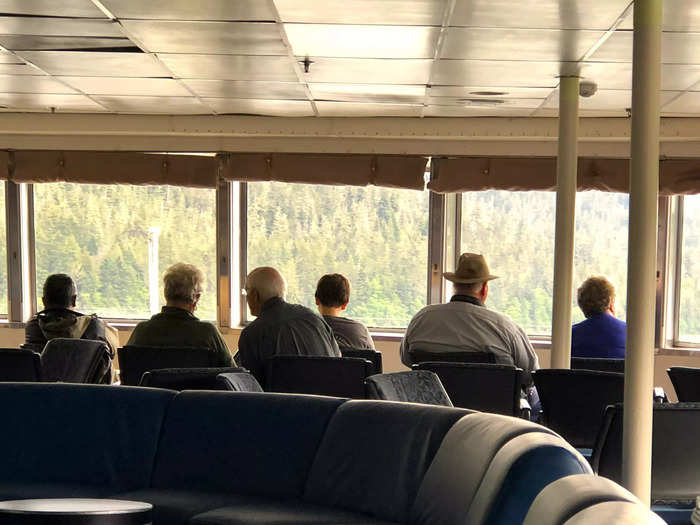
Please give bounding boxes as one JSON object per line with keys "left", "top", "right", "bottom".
{"left": 461, "top": 190, "right": 629, "bottom": 336}
{"left": 33, "top": 183, "right": 216, "bottom": 320}
{"left": 678, "top": 194, "right": 700, "bottom": 342}
{"left": 246, "top": 181, "right": 429, "bottom": 328}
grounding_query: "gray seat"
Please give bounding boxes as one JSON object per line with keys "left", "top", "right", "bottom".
{"left": 0, "top": 348, "right": 41, "bottom": 381}
{"left": 667, "top": 366, "right": 700, "bottom": 401}
{"left": 139, "top": 367, "right": 243, "bottom": 390}
{"left": 571, "top": 357, "right": 625, "bottom": 374}
{"left": 41, "top": 338, "right": 112, "bottom": 384}
{"left": 217, "top": 372, "right": 263, "bottom": 392}
{"left": 340, "top": 347, "right": 383, "bottom": 374}
{"left": 365, "top": 371, "right": 453, "bottom": 406}
{"left": 118, "top": 346, "right": 217, "bottom": 386}
{"left": 410, "top": 348, "right": 496, "bottom": 364}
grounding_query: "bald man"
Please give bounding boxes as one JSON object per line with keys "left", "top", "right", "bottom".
{"left": 236, "top": 266, "right": 340, "bottom": 385}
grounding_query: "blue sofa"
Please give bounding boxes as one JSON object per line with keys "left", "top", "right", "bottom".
{"left": 0, "top": 383, "right": 663, "bottom": 524}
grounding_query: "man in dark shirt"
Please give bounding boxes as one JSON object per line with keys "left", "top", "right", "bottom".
{"left": 236, "top": 266, "right": 340, "bottom": 384}
{"left": 315, "top": 273, "right": 375, "bottom": 350}
{"left": 127, "top": 263, "right": 233, "bottom": 367}
{"left": 572, "top": 276, "right": 626, "bottom": 359}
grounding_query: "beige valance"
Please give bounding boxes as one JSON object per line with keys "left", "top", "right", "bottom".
{"left": 218, "top": 153, "right": 428, "bottom": 190}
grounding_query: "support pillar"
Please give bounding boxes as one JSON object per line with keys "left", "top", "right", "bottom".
{"left": 551, "top": 76, "right": 580, "bottom": 369}
{"left": 623, "top": 0, "right": 662, "bottom": 505}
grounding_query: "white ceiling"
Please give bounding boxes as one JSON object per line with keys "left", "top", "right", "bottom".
{"left": 0, "top": 0, "right": 697, "bottom": 117}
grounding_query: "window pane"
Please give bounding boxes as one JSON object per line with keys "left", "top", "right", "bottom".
{"left": 34, "top": 183, "right": 216, "bottom": 320}
{"left": 247, "top": 182, "right": 429, "bottom": 328}
{"left": 460, "top": 190, "right": 628, "bottom": 336}
{"left": 679, "top": 194, "right": 700, "bottom": 342}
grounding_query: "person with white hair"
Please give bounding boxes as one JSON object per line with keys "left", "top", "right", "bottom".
{"left": 127, "top": 263, "right": 233, "bottom": 366}
{"left": 236, "top": 266, "right": 340, "bottom": 384}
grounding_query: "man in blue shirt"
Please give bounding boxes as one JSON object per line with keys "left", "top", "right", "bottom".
{"left": 571, "top": 276, "right": 626, "bottom": 359}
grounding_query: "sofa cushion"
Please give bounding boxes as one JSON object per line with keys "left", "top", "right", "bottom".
{"left": 410, "top": 412, "right": 555, "bottom": 525}
{"left": 190, "top": 499, "right": 401, "bottom": 525}
{"left": 0, "top": 383, "right": 175, "bottom": 493}
{"left": 564, "top": 501, "right": 667, "bottom": 525}
{"left": 304, "top": 400, "right": 470, "bottom": 523}
{"left": 151, "top": 392, "right": 345, "bottom": 498}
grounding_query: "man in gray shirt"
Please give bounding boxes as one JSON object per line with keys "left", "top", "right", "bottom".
{"left": 315, "top": 273, "right": 375, "bottom": 350}
{"left": 236, "top": 266, "right": 340, "bottom": 385}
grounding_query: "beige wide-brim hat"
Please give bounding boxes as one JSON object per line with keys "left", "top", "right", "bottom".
{"left": 443, "top": 252, "right": 499, "bottom": 284}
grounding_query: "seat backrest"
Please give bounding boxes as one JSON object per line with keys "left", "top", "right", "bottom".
{"left": 571, "top": 357, "right": 625, "bottom": 374}
{"left": 411, "top": 348, "right": 496, "bottom": 364}
{"left": 266, "top": 355, "right": 373, "bottom": 398}
{"left": 667, "top": 367, "right": 700, "bottom": 401}
{"left": 217, "top": 371, "right": 263, "bottom": 392}
{"left": 415, "top": 362, "right": 522, "bottom": 415}
{"left": 340, "top": 347, "right": 383, "bottom": 374}
{"left": 139, "top": 367, "right": 243, "bottom": 390}
{"left": 41, "top": 338, "right": 111, "bottom": 383}
{"left": 564, "top": 501, "right": 667, "bottom": 525}
{"left": 365, "top": 371, "right": 453, "bottom": 407}
{"left": 0, "top": 348, "right": 41, "bottom": 381}
{"left": 593, "top": 402, "right": 700, "bottom": 502}
{"left": 118, "top": 346, "right": 216, "bottom": 386}
{"left": 533, "top": 369, "right": 624, "bottom": 449}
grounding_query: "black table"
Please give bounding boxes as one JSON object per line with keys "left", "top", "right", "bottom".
{"left": 0, "top": 498, "right": 152, "bottom": 524}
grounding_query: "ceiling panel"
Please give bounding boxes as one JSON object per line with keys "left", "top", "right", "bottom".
{"left": 425, "top": 105, "right": 535, "bottom": 117}
{"left": 0, "top": 92, "right": 106, "bottom": 111}
{"left": 0, "top": 17, "right": 122, "bottom": 37}
{"left": 0, "top": 75, "right": 77, "bottom": 94}
{"left": 18, "top": 51, "right": 171, "bottom": 77}
{"left": 275, "top": 0, "right": 447, "bottom": 25}
{"left": 661, "top": 92, "right": 700, "bottom": 113}
{"left": 302, "top": 57, "right": 433, "bottom": 84}
{"left": 580, "top": 62, "right": 700, "bottom": 91}
{"left": 101, "top": 0, "right": 277, "bottom": 21}
{"left": 59, "top": 77, "right": 191, "bottom": 96}
{"left": 620, "top": 1, "right": 700, "bottom": 31}
{"left": 450, "top": 0, "right": 631, "bottom": 30}
{"left": 285, "top": 24, "right": 440, "bottom": 59}
{"left": 0, "top": 0, "right": 107, "bottom": 18}
{"left": 309, "top": 83, "right": 425, "bottom": 104}
{"left": 0, "top": 51, "right": 23, "bottom": 64}
{"left": 159, "top": 54, "right": 298, "bottom": 81}
{"left": 0, "top": 36, "right": 134, "bottom": 51}
{"left": 543, "top": 89, "right": 681, "bottom": 110}
{"left": 0, "top": 63, "right": 42, "bottom": 75}
{"left": 122, "top": 21, "right": 286, "bottom": 55}
{"left": 184, "top": 79, "right": 306, "bottom": 99}
{"left": 427, "top": 96, "right": 543, "bottom": 108}
{"left": 589, "top": 31, "right": 700, "bottom": 64}
{"left": 316, "top": 101, "right": 423, "bottom": 117}
{"left": 442, "top": 28, "right": 604, "bottom": 61}
{"left": 432, "top": 59, "right": 560, "bottom": 87}
{"left": 428, "top": 85, "right": 554, "bottom": 98}
{"left": 203, "top": 98, "right": 314, "bottom": 116}
{"left": 92, "top": 95, "right": 211, "bottom": 114}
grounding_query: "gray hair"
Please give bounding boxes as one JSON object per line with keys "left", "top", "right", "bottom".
{"left": 246, "top": 266, "right": 286, "bottom": 303}
{"left": 164, "top": 263, "right": 204, "bottom": 304}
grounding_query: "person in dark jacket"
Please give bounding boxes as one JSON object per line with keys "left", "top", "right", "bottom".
{"left": 236, "top": 266, "right": 340, "bottom": 384}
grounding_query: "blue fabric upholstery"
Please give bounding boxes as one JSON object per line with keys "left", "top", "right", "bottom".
{"left": 151, "top": 391, "right": 345, "bottom": 499}
{"left": 304, "top": 400, "right": 470, "bottom": 523}
{"left": 0, "top": 383, "right": 174, "bottom": 493}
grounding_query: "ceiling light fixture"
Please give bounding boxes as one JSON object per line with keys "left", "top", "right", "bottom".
{"left": 459, "top": 98, "right": 506, "bottom": 107}
{"left": 469, "top": 91, "right": 508, "bottom": 96}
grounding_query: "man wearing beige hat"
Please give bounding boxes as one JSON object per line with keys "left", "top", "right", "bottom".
{"left": 400, "top": 252, "right": 539, "bottom": 387}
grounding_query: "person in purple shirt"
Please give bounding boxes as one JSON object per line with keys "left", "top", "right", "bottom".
{"left": 571, "top": 276, "right": 626, "bottom": 359}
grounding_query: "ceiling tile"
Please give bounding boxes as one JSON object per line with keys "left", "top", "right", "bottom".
{"left": 543, "top": 89, "right": 680, "bottom": 110}
{"left": 122, "top": 21, "right": 286, "bottom": 55}
{"left": 316, "top": 101, "right": 423, "bottom": 117}
{"left": 661, "top": 92, "right": 700, "bottom": 114}
{"left": 0, "top": 63, "right": 42, "bottom": 75}
{"left": 184, "top": 79, "right": 306, "bottom": 99}
{"left": 0, "top": 51, "right": 23, "bottom": 64}
{"left": 428, "top": 85, "right": 554, "bottom": 98}
{"left": 276, "top": 0, "right": 447, "bottom": 25}
{"left": 425, "top": 105, "right": 535, "bottom": 117}
{"left": 620, "top": 1, "right": 700, "bottom": 31}
{"left": 450, "top": 0, "right": 631, "bottom": 30}
{"left": 285, "top": 24, "right": 440, "bottom": 59}
{"left": 0, "top": 75, "right": 77, "bottom": 93}
{"left": 427, "top": 96, "right": 543, "bottom": 108}
{"left": 0, "top": 36, "right": 134, "bottom": 51}
{"left": 0, "top": 17, "right": 122, "bottom": 37}
{"left": 159, "top": 54, "right": 298, "bottom": 81}
{"left": 432, "top": 59, "right": 560, "bottom": 87}
{"left": 590, "top": 31, "right": 700, "bottom": 65}
{"left": 309, "top": 83, "right": 426, "bottom": 104}
{"left": 442, "top": 28, "right": 604, "bottom": 61}
{"left": 580, "top": 62, "right": 700, "bottom": 91}
{"left": 17, "top": 51, "right": 171, "bottom": 77}
{"left": 301, "top": 57, "right": 432, "bottom": 84}
{"left": 92, "top": 95, "right": 211, "bottom": 114}
{"left": 0, "top": 0, "right": 107, "bottom": 18}
{"left": 203, "top": 98, "right": 314, "bottom": 116}
{"left": 0, "top": 92, "right": 107, "bottom": 111}
{"left": 101, "top": 0, "right": 276, "bottom": 21}
{"left": 59, "top": 77, "right": 191, "bottom": 96}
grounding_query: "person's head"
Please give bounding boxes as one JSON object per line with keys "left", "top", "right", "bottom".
{"left": 315, "top": 273, "right": 350, "bottom": 316}
{"left": 244, "top": 266, "right": 286, "bottom": 317}
{"left": 163, "top": 263, "right": 204, "bottom": 313}
{"left": 443, "top": 252, "right": 499, "bottom": 303}
{"left": 42, "top": 273, "right": 77, "bottom": 310}
{"left": 577, "top": 276, "right": 616, "bottom": 318}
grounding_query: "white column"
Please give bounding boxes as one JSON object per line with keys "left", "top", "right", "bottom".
{"left": 148, "top": 226, "right": 161, "bottom": 316}
{"left": 551, "top": 76, "right": 580, "bottom": 369}
{"left": 623, "top": 0, "right": 661, "bottom": 505}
